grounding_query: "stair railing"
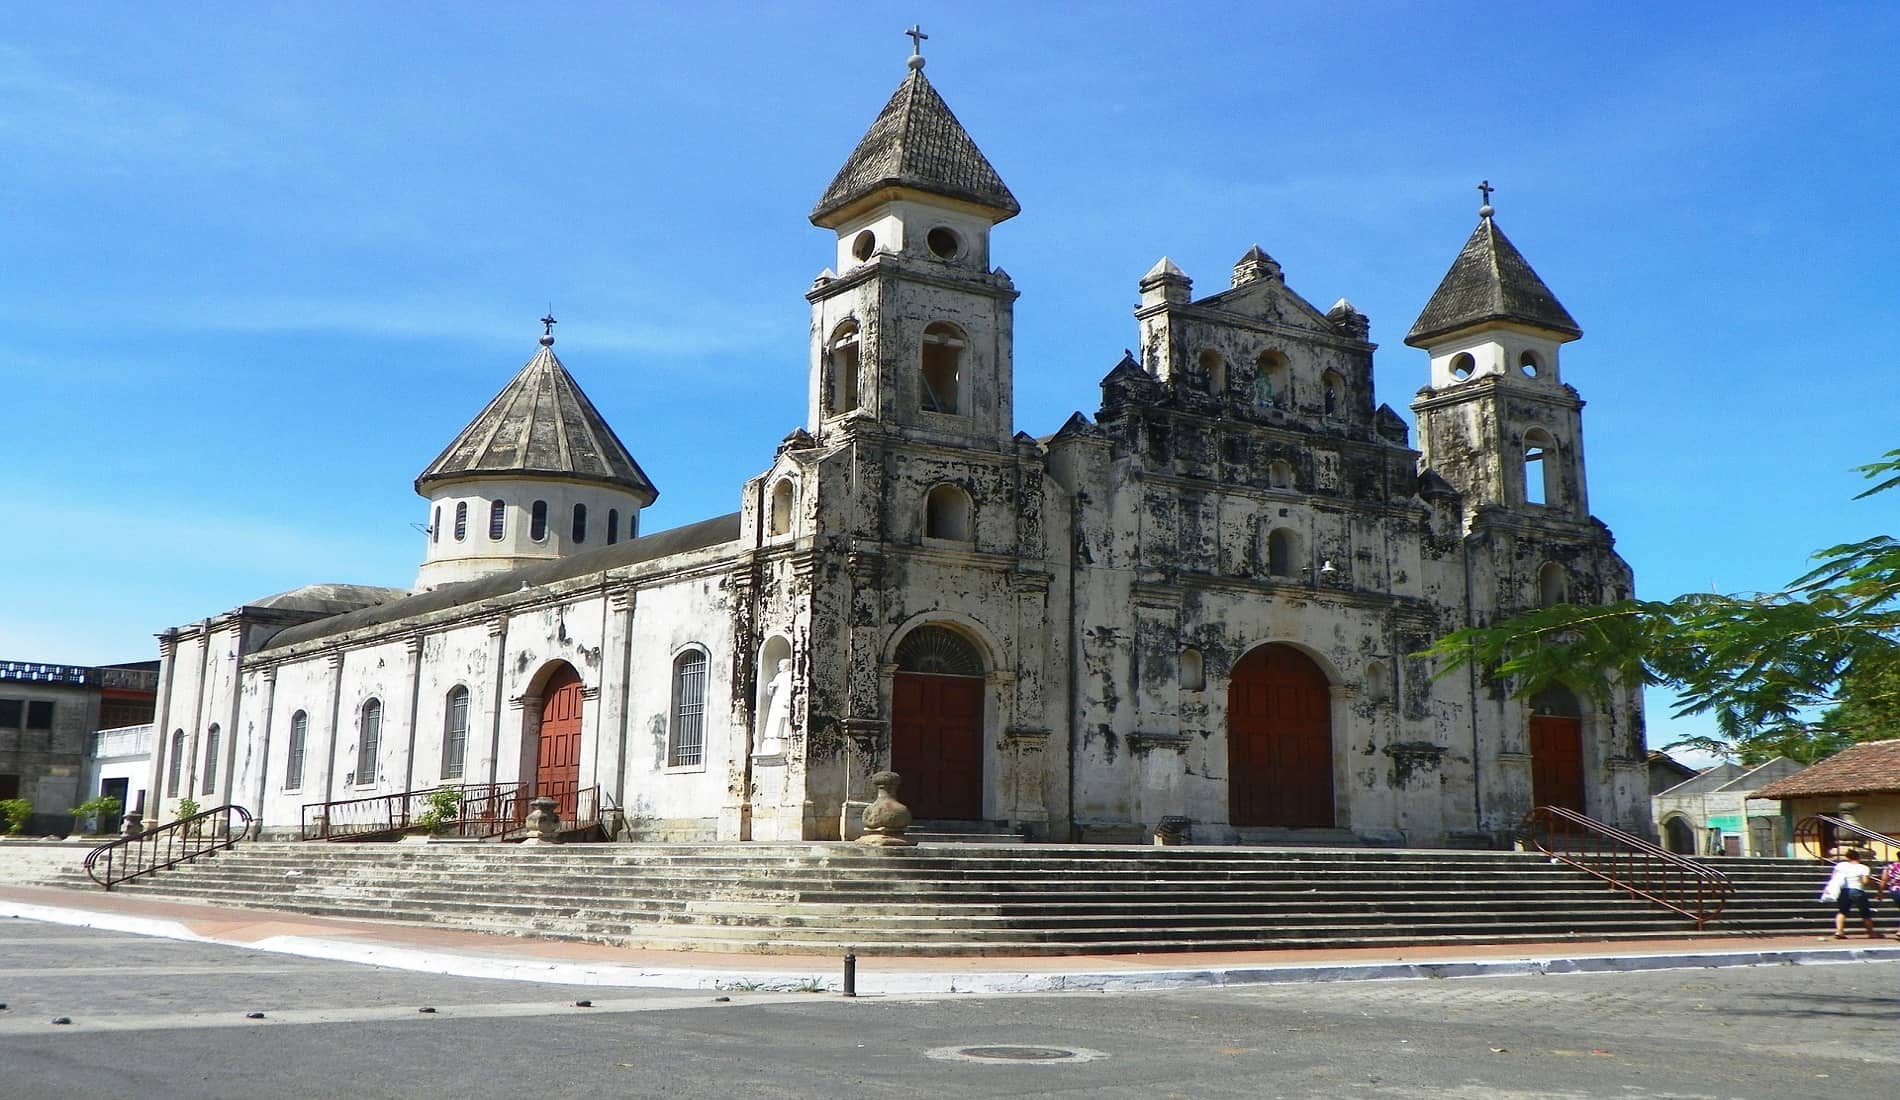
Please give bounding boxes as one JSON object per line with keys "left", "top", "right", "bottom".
{"left": 301, "top": 782, "right": 605, "bottom": 841}
{"left": 1521, "top": 805, "right": 1735, "bottom": 929}
{"left": 1792, "top": 814, "right": 1900, "bottom": 863}
{"left": 84, "top": 804, "right": 254, "bottom": 890}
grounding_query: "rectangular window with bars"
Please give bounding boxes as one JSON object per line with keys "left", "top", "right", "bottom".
{"left": 285, "top": 712, "right": 308, "bottom": 790}
{"left": 443, "top": 688, "right": 469, "bottom": 779}
{"left": 668, "top": 651, "right": 706, "bottom": 767}
{"left": 201, "top": 725, "right": 220, "bottom": 794}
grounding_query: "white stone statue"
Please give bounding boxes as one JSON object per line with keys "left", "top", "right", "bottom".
{"left": 759, "top": 658, "right": 793, "bottom": 753}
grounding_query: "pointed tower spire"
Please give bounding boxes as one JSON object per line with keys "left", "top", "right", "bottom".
{"left": 810, "top": 36, "right": 1019, "bottom": 228}
{"left": 1405, "top": 193, "right": 1580, "bottom": 347}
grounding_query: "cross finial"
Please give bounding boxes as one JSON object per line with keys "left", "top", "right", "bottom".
{"left": 906, "top": 24, "right": 928, "bottom": 55}
{"left": 539, "top": 311, "right": 557, "bottom": 346}
{"left": 1476, "top": 180, "right": 1495, "bottom": 218}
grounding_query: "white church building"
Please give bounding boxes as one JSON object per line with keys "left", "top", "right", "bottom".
{"left": 143, "top": 50, "right": 1649, "bottom": 847}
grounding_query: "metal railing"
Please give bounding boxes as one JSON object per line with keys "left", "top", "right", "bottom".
{"left": 83, "top": 804, "right": 253, "bottom": 890}
{"left": 300, "top": 782, "right": 603, "bottom": 842}
{"left": 1522, "top": 805, "right": 1735, "bottom": 929}
{"left": 1792, "top": 814, "right": 1900, "bottom": 863}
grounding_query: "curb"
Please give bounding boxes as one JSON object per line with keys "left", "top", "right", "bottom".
{"left": 6, "top": 898, "right": 1897, "bottom": 996}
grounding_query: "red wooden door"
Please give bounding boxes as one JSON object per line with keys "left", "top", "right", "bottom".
{"left": 1228, "top": 644, "right": 1334, "bottom": 828}
{"left": 1529, "top": 716, "right": 1585, "bottom": 813}
{"left": 536, "top": 666, "right": 584, "bottom": 821}
{"left": 890, "top": 672, "right": 984, "bottom": 820}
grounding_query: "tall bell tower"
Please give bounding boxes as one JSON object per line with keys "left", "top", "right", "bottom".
{"left": 804, "top": 33, "right": 1021, "bottom": 453}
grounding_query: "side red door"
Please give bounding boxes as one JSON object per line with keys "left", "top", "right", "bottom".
{"left": 891, "top": 671, "right": 984, "bottom": 820}
{"left": 1529, "top": 716, "right": 1585, "bottom": 813}
{"left": 1228, "top": 644, "right": 1334, "bottom": 828}
{"left": 536, "top": 666, "right": 584, "bottom": 821}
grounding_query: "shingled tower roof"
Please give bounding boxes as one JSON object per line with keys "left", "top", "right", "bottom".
{"left": 810, "top": 65, "right": 1019, "bottom": 227}
{"left": 1406, "top": 215, "right": 1581, "bottom": 347}
{"left": 416, "top": 332, "right": 657, "bottom": 502}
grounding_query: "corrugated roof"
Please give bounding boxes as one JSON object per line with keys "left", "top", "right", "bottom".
{"left": 811, "top": 67, "right": 1018, "bottom": 226}
{"left": 260, "top": 513, "right": 740, "bottom": 651}
{"left": 1405, "top": 217, "right": 1581, "bottom": 346}
{"left": 1753, "top": 739, "right": 1900, "bottom": 799}
{"left": 1655, "top": 762, "right": 1745, "bottom": 798}
{"left": 416, "top": 337, "right": 657, "bottom": 501}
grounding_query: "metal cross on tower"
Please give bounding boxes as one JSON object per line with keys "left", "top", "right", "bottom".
{"left": 1476, "top": 180, "right": 1495, "bottom": 210}
{"left": 541, "top": 312, "right": 557, "bottom": 337}
{"left": 906, "top": 24, "right": 928, "bottom": 56}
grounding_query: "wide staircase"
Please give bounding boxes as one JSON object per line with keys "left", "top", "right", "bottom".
{"left": 38, "top": 842, "right": 1857, "bottom": 957}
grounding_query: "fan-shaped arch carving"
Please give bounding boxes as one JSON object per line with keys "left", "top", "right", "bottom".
{"left": 895, "top": 625, "right": 985, "bottom": 677}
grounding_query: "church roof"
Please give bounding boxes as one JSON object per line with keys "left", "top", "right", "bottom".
{"left": 416, "top": 335, "right": 657, "bottom": 501}
{"left": 261, "top": 512, "right": 741, "bottom": 651}
{"left": 1405, "top": 216, "right": 1581, "bottom": 347}
{"left": 810, "top": 66, "right": 1019, "bottom": 227}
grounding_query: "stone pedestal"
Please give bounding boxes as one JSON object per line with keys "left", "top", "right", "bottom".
{"left": 120, "top": 813, "right": 144, "bottom": 838}
{"left": 855, "top": 771, "right": 915, "bottom": 848}
{"left": 520, "top": 797, "right": 561, "bottom": 845}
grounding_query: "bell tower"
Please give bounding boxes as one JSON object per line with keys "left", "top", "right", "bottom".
{"left": 1409, "top": 185, "right": 1590, "bottom": 520}
{"left": 805, "top": 35, "right": 1021, "bottom": 452}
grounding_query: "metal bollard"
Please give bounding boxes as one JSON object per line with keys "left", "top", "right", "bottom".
{"left": 842, "top": 952, "right": 857, "bottom": 997}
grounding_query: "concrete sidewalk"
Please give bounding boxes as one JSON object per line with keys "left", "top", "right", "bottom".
{"left": 4, "top": 882, "right": 1896, "bottom": 996}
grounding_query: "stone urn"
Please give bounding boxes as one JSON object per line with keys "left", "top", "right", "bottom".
{"left": 520, "top": 796, "right": 562, "bottom": 845}
{"left": 120, "top": 812, "right": 144, "bottom": 839}
{"left": 856, "top": 770, "right": 915, "bottom": 847}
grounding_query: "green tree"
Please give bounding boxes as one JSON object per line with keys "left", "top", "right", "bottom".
{"left": 1422, "top": 450, "right": 1900, "bottom": 765}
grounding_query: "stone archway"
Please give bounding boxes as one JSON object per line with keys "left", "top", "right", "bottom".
{"left": 889, "top": 625, "right": 985, "bottom": 821}
{"left": 532, "top": 663, "right": 584, "bottom": 821}
{"left": 1662, "top": 815, "right": 1696, "bottom": 854}
{"left": 1228, "top": 643, "right": 1334, "bottom": 828}
{"left": 1529, "top": 686, "right": 1586, "bottom": 813}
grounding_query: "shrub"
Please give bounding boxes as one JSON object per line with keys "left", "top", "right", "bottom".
{"left": 70, "top": 795, "right": 123, "bottom": 832}
{"left": 175, "top": 797, "right": 202, "bottom": 821}
{"left": 0, "top": 798, "right": 32, "bottom": 836}
{"left": 415, "top": 787, "right": 463, "bottom": 834}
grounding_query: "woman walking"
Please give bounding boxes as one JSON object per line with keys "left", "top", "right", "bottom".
{"left": 1819, "top": 849, "right": 1878, "bottom": 940}
{"left": 1881, "top": 858, "right": 1900, "bottom": 939}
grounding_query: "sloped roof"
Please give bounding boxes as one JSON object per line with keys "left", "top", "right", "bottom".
{"left": 811, "top": 66, "right": 1019, "bottom": 226}
{"left": 1717, "top": 757, "right": 1806, "bottom": 793}
{"left": 1754, "top": 740, "right": 1900, "bottom": 799}
{"left": 416, "top": 337, "right": 657, "bottom": 501}
{"left": 1406, "top": 216, "right": 1581, "bottom": 346}
{"left": 1655, "top": 761, "right": 1745, "bottom": 798}
{"left": 247, "top": 584, "right": 410, "bottom": 616}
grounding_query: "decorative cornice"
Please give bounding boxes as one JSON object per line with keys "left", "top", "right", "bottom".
{"left": 1129, "top": 730, "right": 1192, "bottom": 752}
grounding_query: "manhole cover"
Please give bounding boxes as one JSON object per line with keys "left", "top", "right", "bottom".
{"left": 926, "top": 1044, "right": 1109, "bottom": 1065}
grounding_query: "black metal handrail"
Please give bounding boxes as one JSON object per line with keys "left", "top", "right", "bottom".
{"left": 1793, "top": 814, "right": 1900, "bottom": 863}
{"left": 1522, "top": 805, "right": 1735, "bottom": 929}
{"left": 84, "top": 805, "right": 253, "bottom": 890}
{"left": 301, "top": 782, "right": 602, "bottom": 841}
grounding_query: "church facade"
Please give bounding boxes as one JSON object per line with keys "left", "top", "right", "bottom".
{"left": 143, "top": 54, "right": 1649, "bottom": 847}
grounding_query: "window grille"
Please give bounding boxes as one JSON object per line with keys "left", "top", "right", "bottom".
{"left": 166, "top": 730, "right": 185, "bottom": 796}
{"left": 432, "top": 506, "right": 440, "bottom": 544}
{"left": 356, "top": 699, "right": 382, "bottom": 785}
{"left": 286, "top": 712, "right": 308, "bottom": 790}
{"left": 454, "top": 502, "right": 468, "bottom": 541}
{"left": 201, "top": 724, "right": 220, "bottom": 794}
{"left": 669, "top": 651, "right": 707, "bottom": 767}
{"left": 443, "top": 687, "right": 468, "bottom": 779}
{"left": 531, "top": 500, "right": 548, "bottom": 541}
{"left": 489, "top": 500, "right": 506, "bottom": 540}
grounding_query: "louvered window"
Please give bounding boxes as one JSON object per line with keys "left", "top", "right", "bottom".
{"left": 489, "top": 500, "right": 506, "bottom": 540}
{"left": 454, "top": 502, "right": 468, "bottom": 541}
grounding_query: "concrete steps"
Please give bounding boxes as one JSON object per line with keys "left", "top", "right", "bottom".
{"left": 49, "top": 842, "right": 1851, "bottom": 957}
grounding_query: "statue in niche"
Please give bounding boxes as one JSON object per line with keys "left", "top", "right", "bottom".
{"left": 1251, "top": 372, "right": 1275, "bottom": 412}
{"left": 758, "top": 658, "right": 793, "bottom": 753}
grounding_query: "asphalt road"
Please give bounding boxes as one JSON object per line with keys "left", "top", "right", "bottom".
{"left": 2, "top": 918, "right": 1895, "bottom": 1099}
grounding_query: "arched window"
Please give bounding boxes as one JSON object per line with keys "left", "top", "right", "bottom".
{"left": 285, "top": 711, "right": 308, "bottom": 790}
{"left": 668, "top": 650, "right": 708, "bottom": 767}
{"left": 1523, "top": 429, "right": 1556, "bottom": 507}
{"left": 1450, "top": 352, "right": 1476, "bottom": 380}
{"left": 1519, "top": 350, "right": 1542, "bottom": 378}
{"left": 442, "top": 687, "right": 469, "bottom": 780}
{"left": 1267, "top": 528, "right": 1298, "bottom": 577}
{"left": 572, "top": 503, "right": 588, "bottom": 543}
{"left": 488, "top": 499, "right": 506, "bottom": 540}
{"left": 920, "top": 322, "right": 966, "bottom": 414}
{"left": 530, "top": 500, "right": 549, "bottom": 541}
{"left": 1267, "top": 460, "right": 1295, "bottom": 490}
{"left": 1322, "top": 370, "right": 1344, "bottom": 416}
{"left": 356, "top": 699, "right": 382, "bottom": 785}
{"left": 769, "top": 479, "right": 794, "bottom": 536}
{"left": 200, "top": 724, "right": 220, "bottom": 794}
{"left": 1180, "top": 648, "right": 1206, "bottom": 692}
{"left": 895, "top": 625, "right": 985, "bottom": 675}
{"left": 1538, "top": 562, "right": 1567, "bottom": 607}
{"left": 1199, "top": 350, "right": 1226, "bottom": 396}
{"left": 1254, "top": 351, "right": 1289, "bottom": 409}
{"left": 924, "top": 484, "right": 973, "bottom": 541}
{"left": 166, "top": 730, "right": 185, "bottom": 797}
{"left": 827, "top": 321, "right": 861, "bottom": 415}
{"left": 431, "top": 506, "right": 440, "bottom": 544}
{"left": 453, "top": 502, "right": 468, "bottom": 541}
{"left": 607, "top": 509, "right": 620, "bottom": 545}
{"left": 1531, "top": 685, "right": 1581, "bottom": 718}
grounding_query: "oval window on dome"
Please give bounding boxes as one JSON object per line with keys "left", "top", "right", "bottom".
{"left": 927, "top": 226, "right": 961, "bottom": 259}
{"left": 851, "top": 230, "right": 876, "bottom": 261}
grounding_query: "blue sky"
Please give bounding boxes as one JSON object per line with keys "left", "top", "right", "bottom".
{"left": 3, "top": 4, "right": 1896, "bottom": 756}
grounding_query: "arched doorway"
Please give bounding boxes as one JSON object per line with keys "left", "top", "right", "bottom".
{"left": 1662, "top": 815, "right": 1696, "bottom": 854}
{"left": 1228, "top": 644, "right": 1334, "bottom": 828}
{"left": 534, "top": 664, "right": 584, "bottom": 821}
{"left": 1529, "top": 686, "right": 1586, "bottom": 813}
{"left": 890, "top": 625, "right": 985, "bottom": 820}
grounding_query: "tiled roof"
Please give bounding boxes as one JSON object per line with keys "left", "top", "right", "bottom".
{"left": 1753, "top": 739, "right": 1900, "bottom": 799}
{"left": 1405, "top": 217, "right": 1581, "bottom": 346}
{"left": 416, "top": 338, "right": 656, "bottom": 501}
{"left": 811, "top": 68, "right": 1018, "bottom": 226}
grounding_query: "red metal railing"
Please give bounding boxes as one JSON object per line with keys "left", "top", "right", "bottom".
{"left": 1793, "top": 814, "right": 1900, "bottom": 863}
{"left": 300, "top": 782, "right": 602, "bottom": 842}
{"left": 1522, "top": 805, "right": 1735, "bottom": 929}
{"left": 84, "top": 804, "right": 254, "bottom": 890}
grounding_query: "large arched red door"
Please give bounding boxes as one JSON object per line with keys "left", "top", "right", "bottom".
{"left": 1529, "top": 688, "right": 1585, "bottom": 813}
{"left": 890, "top": 626, "right": 985, "bottom": 821}
{"left": 1228, "top": 644, "right": 1334, "bottom": 828}
{"left": 535, "top": 665, "right": 584, "bottom": 821}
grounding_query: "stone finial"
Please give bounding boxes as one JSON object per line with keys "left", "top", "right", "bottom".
{"left": 1231, "top": 244, "right": 1281, "bottom": 287}
{"left": 520, "top": 796, "right": 562, "bottom": 845}
{"left": 1139, "top": 257, "right": 1192, "bottom": 307}
{"left": 856, "top": 770, "right": 916, "bottom": 847}
{"left": 1327, "top": 297, "right": 1370, "bottom": 339}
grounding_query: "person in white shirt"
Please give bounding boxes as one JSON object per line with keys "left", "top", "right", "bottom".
{"left": 1820, "top": 849, "right": 1878, "bottom": 940}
